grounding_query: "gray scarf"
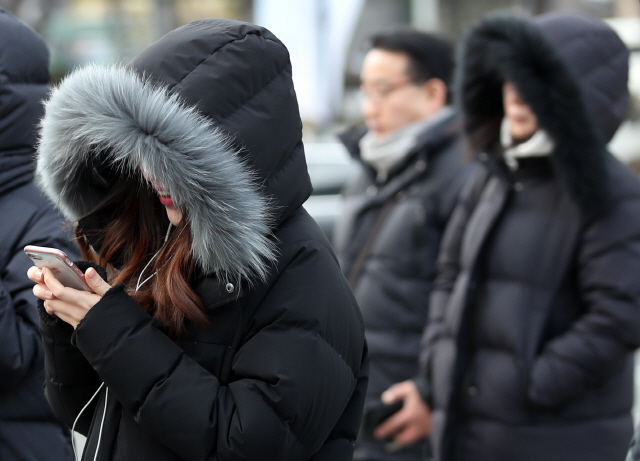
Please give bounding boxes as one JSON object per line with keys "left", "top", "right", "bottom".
{"left": 359, "top": 107, "right": 453, "bottom": 182}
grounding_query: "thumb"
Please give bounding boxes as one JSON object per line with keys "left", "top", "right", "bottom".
{"left": 84, "top": 267, "right": 112, "bottom": 296}
{"left": 382, "top": 382, "right": 408, "bottom": 404}
{"left": 380, "top": 380, "right": 413, "bottom": 404}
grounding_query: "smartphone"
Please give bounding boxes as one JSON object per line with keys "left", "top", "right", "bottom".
{"left": 24, "top": 245, "right": 90, "bottom": 292}
{"left": 362, "top": 400, "right": 403, "bottom": 434}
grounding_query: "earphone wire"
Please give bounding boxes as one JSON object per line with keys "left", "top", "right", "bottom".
{"left": 135, "top": 223, "right": 174, "bottom": 292}
{"left": 71, "top": 381, "right": 105, "bottom": 461}
{"left": 93, "top": 387, "right": 108, "bottom": 461}
{"left": 72, "top": 223, "right": 184, "bottom": 460}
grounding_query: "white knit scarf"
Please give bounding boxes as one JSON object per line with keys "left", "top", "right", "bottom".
{"left": 500, "top": 117, "right": 555, "bottom": 170}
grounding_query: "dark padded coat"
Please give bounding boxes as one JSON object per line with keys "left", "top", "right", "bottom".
{"left": 333, "top": 112, "right": 470, "bottom": 461}
{"left": 421, "top": 13, "right": 640, "bottom": 461}
{"left": 35, "top": 19, "right": 368, "bottom": 461}
{"left": 0, "top": 9, "right": 75, "bottom": 461}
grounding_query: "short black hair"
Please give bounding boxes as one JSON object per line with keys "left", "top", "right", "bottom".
{"left": 370, "top": 28, "right": 455, "bottom": 89}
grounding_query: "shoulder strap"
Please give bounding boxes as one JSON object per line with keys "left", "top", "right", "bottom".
{"left": 346, "top": 197, "right": 397, "bottom": 286}
{"left": 346, "top": 147, "right": 470, "bottom": 287}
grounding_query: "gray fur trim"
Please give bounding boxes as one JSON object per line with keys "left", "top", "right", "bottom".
{"left": 37, "top": 64, "right": 276, "bottom": 282}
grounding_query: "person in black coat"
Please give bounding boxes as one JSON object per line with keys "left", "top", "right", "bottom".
{"left": 27, "top": 19, "right": 368, "bottom": 461}
{"left": 0, "top": 8, "right": 75, "bottom": 461}
{"left": 332, "top": 29, "right": 470, "bottom": 461}
{"left": 415, "top": 12, "right": 640, "bottom": 461}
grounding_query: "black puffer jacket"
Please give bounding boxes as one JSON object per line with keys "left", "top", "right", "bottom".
{"left": 333, "top": 111, "right": 470, "bottom": 461}
{"left": 0, "top": 9, "right": 74, "bottom": 461}
{"left": 421, "top": 13, "right": 640, "bottom": 461}
{"left": 35, "top": 19, "right": 367, "bottom": 461}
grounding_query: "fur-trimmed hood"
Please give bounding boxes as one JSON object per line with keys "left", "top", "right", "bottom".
{"left": 36, "top": 19, "right": 312, "bottom": 282}
{"left": 458, "top": 12, "right": 629, "bottom": 211}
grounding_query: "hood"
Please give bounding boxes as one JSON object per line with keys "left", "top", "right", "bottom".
{"left": 36, "top": 19, "right": 312, "bottom": 282}
{"left": 0, "top": 8, "right": 49, "bottom": 194}
{"left": 458, "top": 12, "right": 629, "bottom": 211}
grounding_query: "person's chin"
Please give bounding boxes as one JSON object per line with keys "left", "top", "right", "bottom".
{"left": 371, "top": 128, "right": 390, "bottom": 139}
{"left": 165, "top": 206, "right": 183, "bottom": 226}
{"left": 511, "top": 131, "right": 535, "bottom": 144}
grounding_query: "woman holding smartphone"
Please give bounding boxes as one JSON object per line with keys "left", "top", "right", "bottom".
{"left": 28, "top": 19, "right": 367, "bottom": 461}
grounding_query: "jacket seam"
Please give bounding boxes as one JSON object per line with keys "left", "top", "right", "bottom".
{"left": 170, "top": 35, "right": 288, "bottom": 124}
{"left": 216, "top": 65, "right": 288, "bottom": 124}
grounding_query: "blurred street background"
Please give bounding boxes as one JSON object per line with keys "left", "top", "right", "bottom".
{"left": 1, "top": 0, "right": 638, "bottom": 149}
{"left": 2, "top": 0, "right": 639, "bottom": 454}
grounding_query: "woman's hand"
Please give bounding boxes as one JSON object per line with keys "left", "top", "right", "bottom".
{"left": 28, "top": 266, "right": 112, "bottom": 328}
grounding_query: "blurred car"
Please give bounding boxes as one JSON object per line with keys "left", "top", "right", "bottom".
{"left": 303, "top": 141, "right": 359, "bottom": 241}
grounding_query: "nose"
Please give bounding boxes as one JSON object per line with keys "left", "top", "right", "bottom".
{"left": 503, "top": 82, "right": 525, "bottom": 106}
{"left": 363, "top": 97, "right": 379, "bottom": 121}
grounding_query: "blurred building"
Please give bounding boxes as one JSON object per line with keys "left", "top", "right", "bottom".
{"left": 1, "top": 0, "right": 638, "bottom": 154}
{"left": 255, "top": 0, "right": 640, "bottom": 145}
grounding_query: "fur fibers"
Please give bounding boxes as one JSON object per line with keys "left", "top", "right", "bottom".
{"left": 37, "top": 64, "right": 276, "bottom": 283}
{"left": 458, "top": 14, "right": 629, "bottom": 213}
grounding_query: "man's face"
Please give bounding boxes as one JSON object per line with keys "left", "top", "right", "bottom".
{"left": 502, "top": 81, "right": 538, "bottom": 143}
{"left": 360, "top": 49, "right": 441, "bottom": 139}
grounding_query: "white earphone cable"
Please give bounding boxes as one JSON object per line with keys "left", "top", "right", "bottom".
{"left": 71, "top": 382, "right": 105, "bottom": 461}
{"left": 93, "top": 387, "right": 108, "bottom": 461}
{"left": 135, "top": 223, "right": 173, "bottom": 292}
{"left": 71, "top": 223, "right": 181, "bottom": 460}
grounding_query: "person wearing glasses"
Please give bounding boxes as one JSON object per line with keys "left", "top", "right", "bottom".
{"left": 332, "top": 29, "right": 472, "bottom": 461}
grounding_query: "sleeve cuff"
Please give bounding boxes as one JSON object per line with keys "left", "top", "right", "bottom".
{"left": 412, "top": 376, "right": 432, "bottom": 406}
{"left": 71, "top": 282, "right": 127, "bottom": 346}
{"left": 37, "top": 297, "right": 68, "bottom": 328}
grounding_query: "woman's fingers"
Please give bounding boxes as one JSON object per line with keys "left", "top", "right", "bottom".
{"left": 31, "top": 267, "right": 104, "bottom": 328}
{"left": 40, "top": 268, "right": 90, "bottom": 304}
{"left": 42, "top": 293, "right": 97, "bottom": 328}
{"left": 84, "top": 267, "right": 112, "bottom": 296}
{"left": 28, "top": 267, "right": 53, "bottom": 301}
{"left": 43, "top": 298, "right": 82, "bottom": 326}
{"left": 42, "top": 298, "right": 58, "bottom": 317}
{"left": 41, "top": 267, "right": 69, "bottom": 298}
{"left": 27, "top": 266, "right": 43, "bottom": 284}
{"left": 32, "top": 282, "right": 54, "bottom": 301}
{"left": 40, "top": 267, "right": 103, "bottom": 328}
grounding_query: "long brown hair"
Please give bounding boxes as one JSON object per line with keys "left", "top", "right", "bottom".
{"left": 76, "top": 174, "right": 208, "bottom": 337}
{"left": 466, "top": 113, "right": 503, "bottom": 157}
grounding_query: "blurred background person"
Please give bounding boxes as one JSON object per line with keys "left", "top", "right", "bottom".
{"left": 420, "top": 12, "right": 640, "bottom": 461}
{"left": 0, "top": 8, "right": 75, "bottom": 461}
{"left": 331, "top": 28, "right": 471, "bottom": 461}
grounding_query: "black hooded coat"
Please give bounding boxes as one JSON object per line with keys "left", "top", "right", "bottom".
{"left": 0, "top": 9, "right": 75, "bottom": 461}
{"left": 421, "top": 14, "right": 640, "bottom": 461}
{"left": 35, "top": 19, "right": 368, "bottom": 461}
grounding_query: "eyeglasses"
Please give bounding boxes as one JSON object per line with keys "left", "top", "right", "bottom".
{"left": 360, "top": 79, "right": 416, "bottom": 103}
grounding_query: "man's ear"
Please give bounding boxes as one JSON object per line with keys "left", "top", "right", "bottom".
{"left": 423, "top": 78, "right": 448, "bottom": 106}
